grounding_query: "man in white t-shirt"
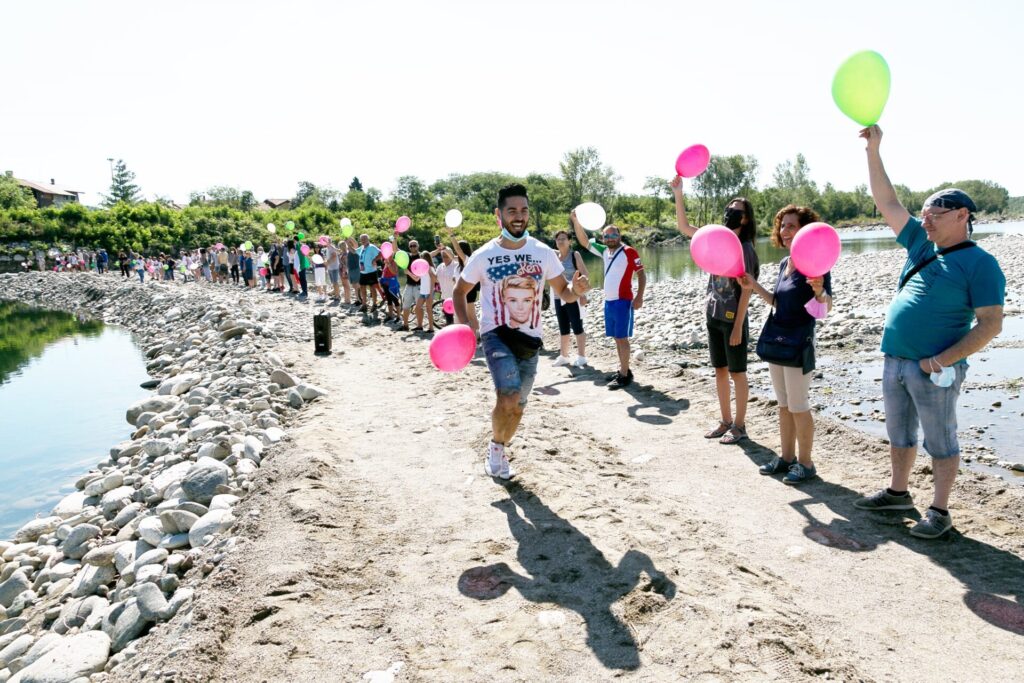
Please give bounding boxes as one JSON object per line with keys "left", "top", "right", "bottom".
{"left": 455, "top": 183, "right": 591, "bottom": 480}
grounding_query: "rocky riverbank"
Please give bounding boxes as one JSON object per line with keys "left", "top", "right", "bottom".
{"left": 0, "top": 274, "right": 328, "bottom": 681}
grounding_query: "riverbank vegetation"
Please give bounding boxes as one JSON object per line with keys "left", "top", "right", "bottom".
{"left": 1, "top": 149, "right": 1018, "bottom": 254}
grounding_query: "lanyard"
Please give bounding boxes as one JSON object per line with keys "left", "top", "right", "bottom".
{"left": 604, "top": 247, "right": 625, "bottom": 277}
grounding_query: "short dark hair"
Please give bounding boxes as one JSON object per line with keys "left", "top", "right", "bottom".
{"left": 553, "top": 230, "right": 570, "bottom": 240}
{"left": 498, "top": 183, "right": 529, "bottom": 210}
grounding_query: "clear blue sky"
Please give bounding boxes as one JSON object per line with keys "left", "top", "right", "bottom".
{"left": 3, "top": 0, "right": 1022, "bottom": 206}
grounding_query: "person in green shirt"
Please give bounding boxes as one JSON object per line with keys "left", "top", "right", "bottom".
{"left": 853, "top": 125, "right": 1005, "bottom": 540}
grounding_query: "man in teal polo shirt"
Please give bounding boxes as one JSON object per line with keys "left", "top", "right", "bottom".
{"left": 853, "top": 125, "right": 1005, "bottom": 539}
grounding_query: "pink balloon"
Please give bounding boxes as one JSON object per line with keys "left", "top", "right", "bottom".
{"left": 410, "top": 258, "right": 430, "bottom": 277}
{"left": 380, "top": 241, "right": 394, "bottom": 259}
{"left": 442, "top": 298, "right": 455, "bottom": 315}
{"left": 691, "top": 224, "right": 745, "bottom": 278}
{"left": 215, "top": 242, "right": 224, "bottom": 250}
{"left": 790, "top": 222, "right": 840, "bottom": 278}
{"left": 259, "top": 267, "right": 268, "bottom": 277}
{"left": 429, "top": 324, "right": 476, "bottom": 372}
{"left": 318, "top": 235, "right": 329, "bottom": 246}
{"left": 300, "top": 244, "right": 311, "bottom": 256}
{"left": 675, "top": 144, "right": 711, "bottom": 178}
{"left": 395, "top": 216, "right": 411, "bottom": 233}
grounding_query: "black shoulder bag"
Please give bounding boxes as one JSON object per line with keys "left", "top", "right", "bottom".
{"left": 755, "top": 263, "right": 816, "bottom": 371}
{"left": 898, "top": 241, "right": 976, "bottom": 291}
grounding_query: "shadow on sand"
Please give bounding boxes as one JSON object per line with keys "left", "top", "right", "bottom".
{"left": 458, "top": 481, "right": 676, "bottom": 670}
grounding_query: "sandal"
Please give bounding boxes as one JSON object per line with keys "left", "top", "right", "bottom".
{"left": 719, "top": 424, "right": 748, "bottom": 445}
{"left": 704, "top": 421, "right": 732, "bottom": 439}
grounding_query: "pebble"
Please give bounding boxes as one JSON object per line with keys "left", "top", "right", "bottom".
{"left": 8, "top": 630, "right": 111, "bottom": 681}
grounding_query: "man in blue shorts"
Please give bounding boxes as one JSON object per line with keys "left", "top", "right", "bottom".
{"left": 455, "top": 184, "right": 590, "bottom": 479}
{"left": 853, "top": 125, "right": 1005, "bottom": 539}
{"left": 572, "top": 213, "right": 646, "bottom": 389}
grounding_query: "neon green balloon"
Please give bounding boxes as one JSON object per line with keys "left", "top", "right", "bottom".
{"left": 285, "top": 221, "right": 295, "bottom": 231}
{"left": 832, "top": 50, "right": 890, "bottom": 126}
{"left": 296, "top": 232, "right": 305, "bottom": 240}
{"left": 394, "top": 250, "right": 410, "bottom": 269}
{"left": 341, "top": 224, "right": 354, "bottom": 238}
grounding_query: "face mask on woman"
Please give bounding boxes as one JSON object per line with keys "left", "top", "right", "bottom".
{"left": 724, "top": 207, "right": 744, "bottom": 230}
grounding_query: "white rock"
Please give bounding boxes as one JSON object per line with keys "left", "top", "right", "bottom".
{"left": 209, "top": 494, "right": 240, "bottom": 511}
{"left": 0, "top": 634, "right": 33, "bottom": 668}
{"left": 8, "top": 630, "right": 110, "bottom": 683}
{"left": 126, "top": 396, "right": 180, "bottom": 425}
{"left": 69, "top": 563, "right": 116, "bottom": 598}
{"left": 187, "top": 421, "right": 229, "bottom": 441}
{"left": 51, "top": 491, "right": 88, "bottom": 519}
{"left": 188, "top": 509, "right": 235, "bottom": 548}
{"left": 269, "top": 369, "right": 299, "bottom": 388}
{"left": 295, "top": 383, "right": 328, "bottom": 400}
{"left": 137, "top": 517, "right": 165, "bottom": 547}
{"left": 13, "top": 517, "right": 62, "bottom": 544}
{"left": 150, "top": 461, "right": 194, "bottom": 497}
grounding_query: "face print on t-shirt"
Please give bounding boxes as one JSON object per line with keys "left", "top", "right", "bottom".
{"left": 489, "top": 261, "right": 544, "bottom": 330}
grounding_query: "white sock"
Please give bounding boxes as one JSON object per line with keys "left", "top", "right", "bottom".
{"left": 488, "top": 441, "right": 504, "bottom": 464}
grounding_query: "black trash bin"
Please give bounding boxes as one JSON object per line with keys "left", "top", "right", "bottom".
{"left": 313, "top": 311, "right": 332, "bottom": 355}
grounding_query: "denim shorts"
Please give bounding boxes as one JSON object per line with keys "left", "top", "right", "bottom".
{"left": 481, "top": 330, "right": 539, "bottom": 406}
{"left": 882, "top": 354, "right": 967, "bottom": 459}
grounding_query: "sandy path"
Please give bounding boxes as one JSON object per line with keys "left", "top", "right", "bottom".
{"left": 113, "top": 309, "right": 1024, "bottom": 682}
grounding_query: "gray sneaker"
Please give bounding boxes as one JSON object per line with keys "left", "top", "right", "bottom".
{"left": 853, "top": 489, "right": 915, "bottom": 511}
{"left": 909, "top": 509, "right": 953, "bottom": 539}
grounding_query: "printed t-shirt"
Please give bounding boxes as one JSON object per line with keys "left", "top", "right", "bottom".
{"left": 706, "top": 242, "right": 759, "bottom": 322}
{"left": 586, "top": 243, "right": 643, "bottom": 302}
{"left": 460, "top": 237, "right": 563, "bottom": 338}
{"left": 881, "top": 217, "right": 1005, "bottom": 362}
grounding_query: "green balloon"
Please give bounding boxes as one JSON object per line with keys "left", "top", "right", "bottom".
{"left": 243, "top": 241, "right": 253, "bottom": 251}
{"left": 285, "top": 221, "right": 295, "bottom": 231}
{"left": 296, "top": 232, "right": 305, "bottom": 240}
{"left": 341, "top": 224, "right": 354, "bottom": 238}
{"left": 394, "top": 250, "right": 410, "bottom": 269}
{"left": 832, "top": 50, "right": 890, "bottom": 127}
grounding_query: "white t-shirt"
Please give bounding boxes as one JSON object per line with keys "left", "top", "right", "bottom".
{"left": 460, "top": 237, "right": 563, "bottom": 338}
{"left": 435, "top": 260, "right": 461, "bottom": 299}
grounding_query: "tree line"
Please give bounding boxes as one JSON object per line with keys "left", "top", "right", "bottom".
{"left": 0, "top": 148, "right": 1016, "bottom": 255}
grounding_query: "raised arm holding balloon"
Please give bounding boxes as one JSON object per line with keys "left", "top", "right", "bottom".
{"left": 852, "top": 125, "right": 1006, "bottom": 539}
{"left": 668, "top": 175, "right": 698, "bottom": 238}
{"left": 678, "top": 192, "right": 760, "bottom": 445}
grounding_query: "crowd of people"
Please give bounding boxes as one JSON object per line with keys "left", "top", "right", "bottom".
{"left": 31, "top": 126, "right": 1006, "bottom": 541}
{"left": 452, "top": 125, "right": 1004, "bottom": 542}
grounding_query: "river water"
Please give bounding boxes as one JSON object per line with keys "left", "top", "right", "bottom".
{"left": 583, "top": 221, "right": 1024, "bottom": 288}
{"left": 0, "top": 303, "right": 149, "bottom": 539}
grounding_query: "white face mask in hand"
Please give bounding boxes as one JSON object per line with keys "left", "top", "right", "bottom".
{"left": 930, "top": 365, "right": 955, "bottom": 388}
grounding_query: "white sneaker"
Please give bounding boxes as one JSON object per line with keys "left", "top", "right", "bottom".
{"left": 484, "top": 441, "right": 504, "bottom": 477}
{"left": 572, "top": 356, "right": 588, "bottom": 368}
{"left": 499, "top": 454, "right": 516, "bottom": 480}
{"left": 552, "top": 355, "right": 571, "bottom": 367}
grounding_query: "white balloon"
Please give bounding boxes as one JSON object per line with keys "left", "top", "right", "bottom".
{"left": 311, "top": 254, "right": 324, "bottom": 265}
{"left": 267, "top": 223, "right": 277, "bottom": 233}
{"left": 340, "top": 217, "right": 353, "bottom": 227}
{"left": 575, "top": 203, "right": 607, "bottom": 231}
{"left": 445, "top": 209, "right": 464, "bottom": 229}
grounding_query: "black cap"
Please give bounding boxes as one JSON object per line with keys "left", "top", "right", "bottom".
{"left": 924, "top": 188, "right": 977, "bottom": 215}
